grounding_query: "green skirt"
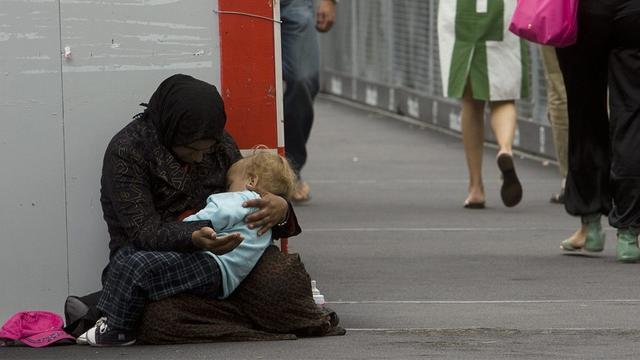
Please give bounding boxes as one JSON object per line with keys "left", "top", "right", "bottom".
{"left": 438, "top": 0, "right": 529, "bottom": 101}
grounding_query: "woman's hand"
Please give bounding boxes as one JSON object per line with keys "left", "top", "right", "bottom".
{"left": 192, "top": 227, "right": 243, "bottom": 254}
{"left": 244, "top": 185, "right": 289, "bottom": 236}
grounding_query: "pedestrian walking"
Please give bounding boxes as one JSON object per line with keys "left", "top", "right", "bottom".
{"left": 438, "top": 0, "right": 529, "bottom": 209}
{"left": 540, "top": 45, "right": 569, "bottom": 205}
{"left": 281, "top": 0, "right": 337, "bottom": 202}
{"left": 557, "top": 0, "right": 640, "bottom": 263}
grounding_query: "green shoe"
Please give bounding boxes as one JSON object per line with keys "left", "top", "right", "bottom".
{"left": 583, "top": 216, "right": 605, "bottom": 252}
{"left": 560, "top": 215, "right": 604, "bottom": 253}
{"left": 560, "top": 238, "right": 582, "bottom": 252}
{"left": 616, "top": 229, "right": 640, "bottom": 263}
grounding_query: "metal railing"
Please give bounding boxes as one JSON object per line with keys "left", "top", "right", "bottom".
{"left": 319, "top": 0, "right": 555, "bottom": 159}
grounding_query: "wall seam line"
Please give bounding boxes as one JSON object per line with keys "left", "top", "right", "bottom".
{"left": 56, "top": 0, "right": 71, "bottom": 296}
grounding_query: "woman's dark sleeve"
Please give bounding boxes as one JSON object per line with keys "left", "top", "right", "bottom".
{"left": 102, "top": 146, "right": 207, "bottom": 252}
{"left": 271, "top": 201, "right": 302, "bottom": 239}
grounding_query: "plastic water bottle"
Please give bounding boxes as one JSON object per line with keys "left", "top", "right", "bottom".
{"left": 311, "top": 280, "right": 325, "bottom": 307}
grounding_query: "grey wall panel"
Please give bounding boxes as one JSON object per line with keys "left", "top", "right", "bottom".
{"left": 0, "top": 1, "right": 68, "bottom": 321}
{"left": 59, "top": 0, "right": 222, "bottom": 294}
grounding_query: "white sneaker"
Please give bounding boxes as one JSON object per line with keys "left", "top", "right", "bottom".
{"left": 85, "top": 317, "right": 136, "bottom": 347}
{"left": 76, "top": 330, "right": 89, "bottom": 345}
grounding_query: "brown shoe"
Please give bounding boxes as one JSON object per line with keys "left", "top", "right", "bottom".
{"left": 292, "top": 181, "right": 311, "bottom": 202}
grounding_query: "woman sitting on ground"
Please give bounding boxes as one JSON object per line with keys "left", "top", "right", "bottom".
{"left": 87, "top": 74, "right": 300, "bottom": 346}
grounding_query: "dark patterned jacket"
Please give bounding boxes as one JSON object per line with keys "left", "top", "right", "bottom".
{"left": 100, "top": 117, "right": 300, "bottom": 259}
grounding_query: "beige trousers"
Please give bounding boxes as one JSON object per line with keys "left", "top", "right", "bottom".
{"left": 540, "top": 45, "right": 569, "bottom": 180}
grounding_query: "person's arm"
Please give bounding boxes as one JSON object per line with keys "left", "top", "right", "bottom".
{"left": 316, "top": 0, "right": 337, "bottom": 33}
{"left": 271, "top": 201, "right": 302, "bottom": 239}
{"left": 243, "top": 187, "right": 301, "bottom": 238}
{"left": 102, "top": 146, "right": 236, "bottom": 253}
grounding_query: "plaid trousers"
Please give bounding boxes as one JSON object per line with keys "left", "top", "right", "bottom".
{"left": 97, "top": 246, "right": 222, "bottom": 331}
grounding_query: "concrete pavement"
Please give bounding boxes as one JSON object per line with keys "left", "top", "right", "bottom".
{"left": 5, "top": 97, "right": 640, "bottom": 359}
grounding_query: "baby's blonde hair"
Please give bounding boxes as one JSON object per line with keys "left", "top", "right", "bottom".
{"left": 229, "top": 151, "right": 296, "bottom": 199}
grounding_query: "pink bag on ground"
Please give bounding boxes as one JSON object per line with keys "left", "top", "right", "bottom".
{"left": 509, "top": 0, "right": 579, "bottom": 47}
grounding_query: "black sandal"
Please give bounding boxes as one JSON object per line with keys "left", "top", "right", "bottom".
{"left": 549, "top": 191, "right": 565, "bottom": 204}
{"left": 497, "top": 153, "right": 522, "bottom": 207}
{"left": 463, "top": 201, "right": 486, "bottom": 209}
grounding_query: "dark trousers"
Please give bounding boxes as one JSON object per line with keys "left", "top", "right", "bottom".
{"left": 556, "top": 0, "right": 640, "bottom": 228}
{"left": 98, "top": 246, "right": 222, "bottom": 331}
{"left": 281, "top": 0, "right": 320, "bottom": 176}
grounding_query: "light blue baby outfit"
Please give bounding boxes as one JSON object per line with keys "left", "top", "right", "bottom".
{"left": 184, "top": 190, "right": 272, "bottom": 298}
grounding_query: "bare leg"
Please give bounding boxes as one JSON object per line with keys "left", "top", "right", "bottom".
{"left": 489, "top": 100, "right": 523, "bottom": 207}
{"left": 461, "top": 84, "right": 487, "bottom": 205}
{"left": 488, "top": 100, "right": 517, "bottom": 156}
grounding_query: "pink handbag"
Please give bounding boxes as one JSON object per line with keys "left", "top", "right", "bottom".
{"left": 509, "top": 0, "right": 579, "bottom": 47}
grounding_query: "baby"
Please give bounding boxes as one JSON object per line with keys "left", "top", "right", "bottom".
{"left": 184, "top": 151, "right": 296, "bottom": 298}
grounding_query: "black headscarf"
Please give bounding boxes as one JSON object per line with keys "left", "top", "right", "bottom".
{"left": 142, "top": 74, "right": 226, "bottom": 147}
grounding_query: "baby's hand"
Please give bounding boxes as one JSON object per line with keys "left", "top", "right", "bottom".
{"left": 192, "top": 227, "right": 243, "bottom": 254}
